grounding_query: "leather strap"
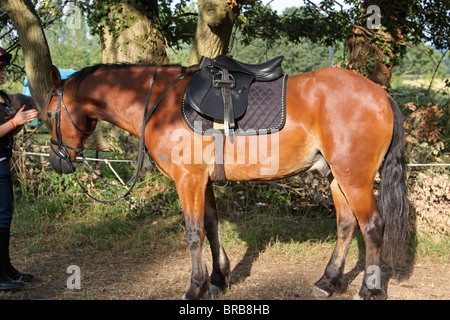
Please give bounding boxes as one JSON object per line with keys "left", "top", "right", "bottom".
{"left": 219, "top": 68, "right": 235, "bottom": 143}
{"left": 213, "top": 133, "right": 226, "bottom": 181}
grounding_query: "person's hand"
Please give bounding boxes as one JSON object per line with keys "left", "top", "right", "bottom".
{"left": 12, "top": 105, "right": 38, "bottom": 126}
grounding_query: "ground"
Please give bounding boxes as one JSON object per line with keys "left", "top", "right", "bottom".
{"left": 2, "top": 173, "right": 448, "bottom": 301}
{"left": 2, "top": 236, "right": 448, "bottom": 300}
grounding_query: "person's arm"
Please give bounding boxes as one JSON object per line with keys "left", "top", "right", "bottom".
{"left": 0, "top": 105, "right": 38, "bottom": 138}
{"left": 0, "top": 118, "right": 16, "bottom": 138}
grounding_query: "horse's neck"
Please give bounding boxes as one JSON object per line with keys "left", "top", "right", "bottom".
{"left": 99, "top": 101, "right": 143, "bottom": 137}
{"left": 88, "top": 65, "right": 182, "bottom": 138}
{"left": 91, "top": 86, "right": 145, "bottom": 137}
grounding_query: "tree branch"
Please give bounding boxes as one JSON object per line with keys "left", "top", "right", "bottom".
{"left": 427, "top": 48, "right": 449, "bottom": 99}
{"left": 163, "top": 12, "right": 197, "bottom": 30}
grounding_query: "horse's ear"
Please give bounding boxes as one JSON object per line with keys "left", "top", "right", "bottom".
{"left": 50, "top": 65, "right": 61, "bottom": 91}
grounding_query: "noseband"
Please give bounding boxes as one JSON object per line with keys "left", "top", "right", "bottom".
{"left": 50, "top": 81, "right": 92, "bottom": 165}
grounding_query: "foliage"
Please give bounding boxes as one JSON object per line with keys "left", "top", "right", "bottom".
{"left": 236, "top": 4, "right": 335, "bottom": 47}
{"left": 230, "top": 32, "right": 330, "bottom": 75}
{"left": 79, "top": 0, "right": 154, "bottom": 42}
{"left": 2, "top": 1, "right": 448, "bottom": 79}
{"left": 301, "top": 0, "right": 450, "bottom": 50}
{"left": 279, "top": 1, "right": 445, "bottom": 88}
{"left": 158, "top": 0, "right": 197, "bottom": 49}
{"left": 405, "top": 103, "right": 444, "bottom": 144}
{"left": 403, "top": 102, "right": 449, "bottom": 165}
{"left": 45, "top": 14, "right": 102, "bottom": 70}
{"left": 394, "top": 44, "right": 449, "bottom": 79}
{"left": 79, "top": 0, "right": 197, "bottom": 49}
{"left": 390, "top": 45, "right": 449, "bottom": 166}
{"left": 0, "top": 0, "right": 67, "bottom": 60}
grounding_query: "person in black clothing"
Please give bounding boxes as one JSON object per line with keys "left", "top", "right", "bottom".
{"left": 0, "top": 47, "right": 39, "bottom": 291}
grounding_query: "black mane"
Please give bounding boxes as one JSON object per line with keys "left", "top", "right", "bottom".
{"left": 66, "top": 62, "right": 183, "bottom": 88}
{"left": 66, "top": 63, "right": 142, "bottom": 86}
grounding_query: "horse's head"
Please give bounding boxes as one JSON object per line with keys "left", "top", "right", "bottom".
{"left": 45, "top": 66, "right": 97, "bottom": 174}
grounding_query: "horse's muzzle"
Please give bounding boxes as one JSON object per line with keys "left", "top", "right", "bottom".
{"left": 49, "top": 151, "right": 76, "bottom": 174}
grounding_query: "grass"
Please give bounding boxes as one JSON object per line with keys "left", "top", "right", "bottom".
{"left": 413, "top": 231, "right": 450, "bottom": 259}
{"left": 11, "top": 167, "right": 339, "bottom": 255}
{"left": 10, "top": 167, "right": 448, "bottom": 264}
{"left": 4, "top": 165, "right": 449, "bottom": 300}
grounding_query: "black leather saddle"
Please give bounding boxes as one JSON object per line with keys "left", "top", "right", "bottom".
{"left": 212, "top": 55, "right": 284, "bottom": 82}
{"left": 184, "top": 55, "right": 284, "bottom": 138}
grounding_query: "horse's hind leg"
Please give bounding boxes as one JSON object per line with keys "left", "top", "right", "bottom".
{"left": 313, "top": 177, "right": 358, "bottom": 298}
{"left": 337, "top": 183, "right": 386, "bottom": 300}
{"left": 204, "top": 184, "right": 230, "bottom": 296}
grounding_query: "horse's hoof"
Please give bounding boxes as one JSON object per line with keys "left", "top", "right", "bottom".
{"left": 183, "top": 293, "right": 206, "bottom": 300}
{"left": 353, "top": 290, "right": 387, "bottom": 300}
{"left": 182, "top": 291, "right": 207, "bottom": 300}
{"left": 353, "top": 292, "right": 364, "bottom": 300}
{"left": 209, "top": 284, "right": 225, "bottom": 299}
{"left": 311, "top": 286, "right": 332, "bottom": 299}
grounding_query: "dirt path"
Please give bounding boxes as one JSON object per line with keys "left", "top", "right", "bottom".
{"left": 3, "top": 241, "right": 448, "bottom": 300}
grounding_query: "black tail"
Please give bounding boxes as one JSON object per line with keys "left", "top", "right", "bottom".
{"left": 380, "top": 95, "right": 409, "bottom": 266}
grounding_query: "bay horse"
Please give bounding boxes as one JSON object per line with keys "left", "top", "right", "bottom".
{"left": 44, "top": 62, "right": 408, "bottom": 300}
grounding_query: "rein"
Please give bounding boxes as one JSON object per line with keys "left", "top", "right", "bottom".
{"left": 51, "top": 66, "right": 192, "bottom": 203}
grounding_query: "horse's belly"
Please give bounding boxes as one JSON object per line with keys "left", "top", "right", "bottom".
{"left": 222, "top": 133, "right": 321, "bottom": 181}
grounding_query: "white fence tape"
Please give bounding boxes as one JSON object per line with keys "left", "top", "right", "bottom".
{"left": 406, "top": 163, "right": 449, "bottom": 167}
{"left": 14, "top": 151, "right": 140, "bottom": 163}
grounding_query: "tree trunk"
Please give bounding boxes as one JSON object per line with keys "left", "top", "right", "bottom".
{"left": 188, "top": 0, "right": 237, "bottom": 65}
{"left": 99, "top": 0, "right": 169, "bottom": 64}
{"left": 346, "top": 27, "right": 398, "bottom": 90}
{"left": 0, "top": 0, "right": 53, "bottom": 112}
{"left": 345, "top": 1, "right": 403, "bottom": 90}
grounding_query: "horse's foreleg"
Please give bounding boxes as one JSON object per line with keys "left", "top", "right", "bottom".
{"left": 177, "top": 177, "right": 210, "bottom": 300}
{"left": 204, "top": 184, "right": 230, "bottom": 296}
{"left": 313, "top": 178, "right": 358, "bottom": 298}
{"left": 184, "top": 218, "right": 209, "bottom": 300}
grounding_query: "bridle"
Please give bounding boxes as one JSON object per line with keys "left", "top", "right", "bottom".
{"left": 48, "top": 65, "right": 193, "bottom": 203}
{"left": 50, "top": 80, "right": 92, "bottom": 169}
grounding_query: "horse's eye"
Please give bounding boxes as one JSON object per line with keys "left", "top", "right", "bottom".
{"left": 47, "top": 112, "right": 54, "bottom": 119}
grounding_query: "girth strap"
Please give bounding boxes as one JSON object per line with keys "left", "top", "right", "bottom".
{"left": 213, "top": 133, "right": 226, "bottom": 182}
